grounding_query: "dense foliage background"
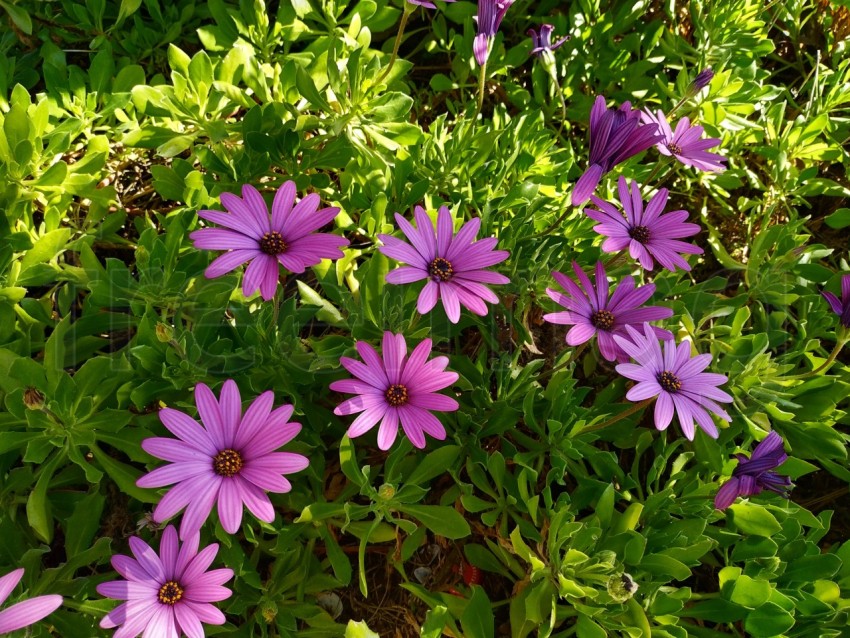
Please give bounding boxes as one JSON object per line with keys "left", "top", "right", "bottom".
{"left": 1, "top": 0, "right": 849, "bottom": 636}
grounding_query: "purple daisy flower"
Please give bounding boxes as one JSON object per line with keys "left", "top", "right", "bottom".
{"left": 330, "top": 332, "right": 459, "bottom": 450}
{"left": 586, "top": 176, "right": 703, "bottom": 272}
{"left": 474, "top": 0, "right": 515, "bottom": 66}
{"left": 98, "top": 525, "right": 233, "bottom": 638}
{"left": 378, "top": 206, "right": 509, "bottom": 324}
{"left": 137, "top": 380, "right": 309, "bottom": 540}
{"left": 822, "top": 274, "right": 850, "bottom": 328}
{"left": 571, "top": 96, "right": 664, "bottom": 206}
{"left": 407, "top": 0, "right": 455, "bottom": 7}
{"left": 189, "top": 182, "right": 349, "bottom": 301}
{"left": 0, "top": 569, "right": 62, "bottom": 634}
{"left": 527, "top": 24, "right": 569, "bottom": 57}
{"left": 714, "top": 431, "right": 793, "bottom": 510}
{"left": 641, "top": 109, "right": 726, "bottom": 172}
{"left": 543, "top": 261, "right": 674, "bottom": 362}
{"left": 614, "top": 323, "right": 733, "bottom": 440}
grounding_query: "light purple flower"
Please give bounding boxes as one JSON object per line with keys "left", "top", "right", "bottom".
{"left": 586, "top": 176, "right": 703, "bottom": 272}
{"left": 714, "top": 431, "right": 793, "bottom": 509}
{"left": 189, "top": 182, "right": 349, "bottom": 301}
{"left": 641, "top": 109, "right": 726, "bottom": 172}
{"left": 137, "top": 380, "right": 309, "bottom": 540}
{"left": 330, "top": 332, "right": 459, "bottom": 450}
{"left": 474, "top": 0, "right": 515, "bottom": 66}
{"left": 543, "top": 261, "right": 673, "bottom": 362}
{"left": 614, "top": 323, "right": 733, "bottom": 440}
{"left": 407, "top": 0, "right": 455, "bottom": 7}
{"left": 378, "top": 206, "right": 509, "bottom": 324}
{"left": 98, "top": 525, "right": 233, "bottom": 638}
{"left": 0, "top": 569, "right": 62, "bottom": 634}
{"left": 527, "top": 24, "right": 569, "bottom": 57}
{"left": 571, "top": 96, "right": 664, "bottom": 206}
{"left": 822, "top": 274, "right": 850, "bottom": 328}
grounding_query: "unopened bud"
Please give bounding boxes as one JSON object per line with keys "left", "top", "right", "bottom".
{"left": 377, "top": 483, "right": 396, "bottom": 501}
{"left": 23, "top": 387, "right": 45, "bottom": 410}
{"left": 260, "top": 600, "right": 278, "bottom": 623}
{"left": 688, "top": 67, "right": 714, "bottom": 96}
{"left": 155, "top": 323, "right": 174, "bottom": 343}
{"left": 607, "top": 573, "right": 638, "bottom": 602}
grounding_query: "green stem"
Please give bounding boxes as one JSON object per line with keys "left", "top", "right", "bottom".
{"left": 272, "top": 282, "right": 284, "bottom": 330}
{"left": 787, "top": 337, "right": 848, "bottom": 379}
{"left": 475, "top": 58, "right": 488, "bottom": 118}
{"left": 578, "top": 398, "right": 654, "bottom": 434}
{"left": 376, "top": 3, "right": 414, "bottom": 86}
{"left": 548, "top": 67, "right": 567, "bottom": 139}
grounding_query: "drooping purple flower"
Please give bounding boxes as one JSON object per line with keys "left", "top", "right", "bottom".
{"left": 98, "top": 525, "right": 233, "bottom": 638}
{"left": 641, "top": 109, "right": 726, "bottom": 172}
{"left": 822, "top": 274, "right": 850, "bottom": 328}
{"left": 137, "top": 380, "right": 309, "bottom": 540}
{"left": 543, "top": 261, "right": 674, "bottom": 362}
{"left": 689, "top": 67, "right": 714, "bottom": 93}
{"left": 378, "top": 206, "right": 509, "bottom": 324}
{"left": 407, "top": 0, "right": 455, "bottom": 7}
{"left": 614, "top": 323, "right": 733, "bottom": 440}
{"left": 474, "top": 0, "right": 515, "bottom": 66}
{"left": 0, "top": 569, "right": 62, "bottom": 634}
{"left": 190, "top": 182, "right": 349, "bottom": 301}
{"left": 571, "top": 96, "right": 664, "bottom": 206}
{"left": 586, "top": 176, "right": 703, "bottom": 272}
{"left": 714, "top": 431, "right": 793, "bottom": 509}
{"left": 527, "top": 24, "right": 569, "bottom": 57}
{"left": 330, "top": 332, "right": 459, "bottom": 450}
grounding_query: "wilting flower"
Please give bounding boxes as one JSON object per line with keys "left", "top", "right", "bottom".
{"left": 379, "top": 206, "right": 509, "bottom": 324}
{"left": 543, "top": 261, "right": 673, "bottom": 362}
{"left": 714, "top": 431, "right": 792, "bottom": 509}
{"left": 641, "top": 110, "right": 726, "bottom": 172}
{"left": 571, "top": 96, "right": 664, "bottom": 206}
{"left": 474, "top": 0, "right": 515, "bottom": 66}
{"left": 190, "top": 182, "right": 349, "bottom": 300}
{"left": 407, "top": 0, "right": 455, "bottom": 7}
{"left": 586, "top": 177, "right": 703, "bottom": 272}
{"left": 822, "top": 274, "right": 850, "bottom": 328}
{"left": 0, "top": 569, "right": 62, "bottom": 634}
{"left": 527, "top": 24, "right": 569, "bottom": 57}
{"left": 331, "top": 332, "right": 459, "bottom": 450}
{"left": 138, "top": 380, "right": 309, "bottom": 540}
{"left": 98, "top": 525, "right": 233, "bottom": 638}
{"left": 614, "top": 323, "right": 733, "bottom": 440}
{"left": 689, "top": 67, "right": 714, "bottom": 93}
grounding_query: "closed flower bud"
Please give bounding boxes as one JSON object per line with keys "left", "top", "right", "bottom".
{"left": 155, "top": 323, "right": 174, "bottom": 343}
{"left": 607, "top": 573, "right": 638, "bottom": 602}
{"left": 23, "top": 387, "right": 45, "bottom": 410}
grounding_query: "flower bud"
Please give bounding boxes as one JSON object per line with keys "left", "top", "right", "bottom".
{"left": 688, "top": 67, "right": 713, "bottom": 96}
{"left": 23, "top": 387, "right": 45, "bottom": 410}
{"left": 607, "top": 573, "right": 638, "bottom": 602}
{"left": 155, "top": 323, "right": 174, "bottom": 343}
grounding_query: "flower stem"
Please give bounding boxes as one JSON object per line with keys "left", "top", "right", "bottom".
{"left": 272, "top": 281, "right": 284, "bottom": 330}
{"left": 578, "top": 398, "right": 654, "bottom": 434}
{"left": 376, "top": 3, "right": 414, "bottom": 86}
{"left": 787, "top": 336, "right": 849, "bottom": 379}
{"left": 473, "top": 58, "right": 488, "bottom": 123}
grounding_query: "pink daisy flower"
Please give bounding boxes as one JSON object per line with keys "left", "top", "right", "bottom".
{"left": 137, "top": 380, "right": 309, "bottom": 540}
{"left": 98, "top": 525, "right": 233, "bottom": 638}
{"left": 0, "top": 569, "right": 62, "bottom": 634}
{"left": 378, "top": 206, "right": 510, "bottom": 323}
{"left": 543, "top": 261, "right": 673, "bottom": 362}
{"left": 189, "top": 182, "right": 349, "bottom": 300}
{"left": 641, "top": 109, "right": 726, "bottom": 172}
{"left": 330, "top": 332, "right": 459, "bottom": 450}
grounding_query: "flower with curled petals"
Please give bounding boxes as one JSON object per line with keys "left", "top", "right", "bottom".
{"left": 822, "top": 274, "right": 850, "bottom": 329}
{"left": 189, "top": 182, "right": 349, "bottom": 300}
{"left": 714, "top": 431, "right": 793, "bottom": 510}
{"left": 330, "top": 332, "right": 459, "bottom": 450}
{"left": 641, "top": 109, "right": 726, "bottom": 172}
{"left": 474, "top": 0, "right": 515, "bottom": 66}
{"left": 98, "top": 525, "right": 232, "bottom": 638}
{"left": 614, "top": 323, "right": 733, "bottom": 440}
{"left": 378, "top": 206, "right": 509, "bottom": 324}
{"left": 137, "top": 380, "right": 309, "bottom": 540}
{"left": 0, "top": 569, "right": 62, "bottom": 634}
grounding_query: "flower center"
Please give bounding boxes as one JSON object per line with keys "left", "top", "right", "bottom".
{"left": 158, "top": 581, "right": 184, "bottom": 605}
{"left": 259, "top": 231, "right": 287, "bottom": 256}
{"left": 667, "top": 142, "right": 683, "bottom": 155}
{"left": 590, "top": 310, "right": 615, "bottom": 330}
{"left": 628, "top": 225, "right": 651, "bottom": 244}
{"left": 213, "top": 448, "right": 244, "bottom": 477}
{"left": 427, "top": 257, "right": 454, "bottom": 282}
{"left": 657, "top": 371, "right": 682, "bottom": 393}
{"left": 385, "top": 384, "right": 409, "bottom": 407}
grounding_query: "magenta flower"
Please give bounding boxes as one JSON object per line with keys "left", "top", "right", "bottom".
{"left": 714, "top": 431, "right": 793, "bottom": 509}
{"left": 137, "top": 380, "right": 309, "bottom": 540}
{"left": 98, "top": 525, "right": 233, "bottom": 638}
{"left": 330, "top": 332, "right": 459, "bottom": 450}
{"left": 474, "top": 0, "right": 515, "bottom": 66}
{"left": 571, "top": 96, "right": 664, "bottom": 206}
{"left": 378, "top": 206, "right": 509, "bottom": 324}
{"left": 189, "top": 182, "right": 349, "bottom": 300}
{"left": 586, "top": 176, "right": 703, "bottom": 272}
{"left": 614, "top": 323, "right": 733, "bottom": 440}
{"left": 641, "top": 109, "right": 726, "bottom": 172}
{"left": 0, "top": 569, "right": 62, "bottom": 634}
{"left": 822, "top": 274, "right": 850, "bottom": 328}
{"left": 527, "top": 24, "right": 569, "bottom": 57}
{"left": 543, "top": 261, "right": 673, "bottom": 362}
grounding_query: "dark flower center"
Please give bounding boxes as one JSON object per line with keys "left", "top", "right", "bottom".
{"left": 628, "top": 225, "right": 651, "bottom": 244}
{"left": 213, "top": 448, "right": 244, "bottom": 477}
{"left": 658, "top": 371, "right": 682, "bottom": 393}
{"left": 158, "top": 580, "right": 184, "bottom": 605}
{"left": 590, "top": 310, "right": 615, "bottom": 331}
{"left": 427, "top": 257, "right": 454, "bottom": 282}
{"left": 259, "top": 231, "right": 287, "bottom": 255}
{"left": 667, "top": 142, "right": 683, "bottom": 155}
{"left": 385, "top": 384, "right": 409, "bottom": 407}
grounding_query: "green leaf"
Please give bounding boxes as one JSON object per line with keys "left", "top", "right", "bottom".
{"left": 744, "top": 602, "right": 795, "bottom": 637}
{"left": 729, "top": 575, "right": 772, "bottom": 608}
{"left": 345, "top": 620, "right": 379, "bottom": 638}
{"left": 403, "top": 445, "right": 460, "bottom": 486}
{"left": 576, "top": 613, "right": 607, "bottom": 638}
{"left": 0, "top": 0, "right": 32, "bottom": 34}
{"left": 20, "top": 229, "right": 71, "bottom": 270}
{"left": 399, "top": 504, "right": 470, "bottom": 539}
{"left": 90, "top": 444, "right": 159, "bottom": 504}
{"left": 640, "top": 554, "right": 692, "bottom": 581}
{"left": 27, "top": 451, "right": 63, "bottom": 543}
{"left": 65, "top": 490, "right": 105, "bottom": 558}
{"left": 728, "top": 503, "right": 783, "bottom": 536}
{"left": 461, "top": 586, "right": 494, "bottom": 638}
